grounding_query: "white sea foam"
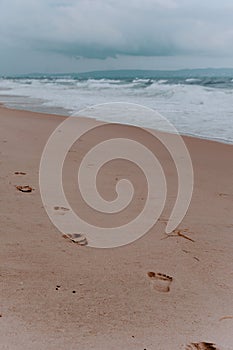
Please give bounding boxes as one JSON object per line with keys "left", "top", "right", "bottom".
{"left": 185, "top": 78, "right": 201, "bottom": 82}
{"left": 0, "top": 77, "right": 233, "bottom": 144}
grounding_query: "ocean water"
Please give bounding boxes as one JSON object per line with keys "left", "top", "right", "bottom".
{"left": 0, "top": 70, "right": 233, "bottom": 144}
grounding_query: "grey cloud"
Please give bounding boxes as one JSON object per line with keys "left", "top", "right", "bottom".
{"left": 1, "top": 0, "right": 233, "bottom": 60}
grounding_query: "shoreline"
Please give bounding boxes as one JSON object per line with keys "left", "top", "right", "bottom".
{"left": 1, "top": 104, "right": 233, "bottom": 349}
{"left": 1, "top": 97, "right": 233, "bottom": 146}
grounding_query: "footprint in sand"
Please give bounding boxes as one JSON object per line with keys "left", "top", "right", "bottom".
{"left": 185, "top": 342, "right": 232, "bottom": 350}
{"left": 185, "top": 343, "right": 217, "bottom": 350}
{"left": 16, "top": 185, "right": 34, "bottom": 193}
{"left": 147, "top": 272, "right": 173, "bottom": 292}
{"left": 62, "top": 233, "right": 88, "bottom": 246}
{"left": 54, "top": 206, "right": 70, "bottom": 215}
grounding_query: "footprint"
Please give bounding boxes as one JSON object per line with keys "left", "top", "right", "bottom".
{"left": 14, "top": 171, "right": 26, "bottom": 175}
{"left": 185, "top": 343, "right": 219, "bottom": 350}
{"left": 147, "top": 272, "right": 173, "bottom": 292}
{"left": 16, "top": 185, "right": 34, "bottom": 193}
{"left": 54, "top": 206, "right": 70, "bottom": 215}
{"left": 62, "top": 233, "right": 88, "bottom": 246}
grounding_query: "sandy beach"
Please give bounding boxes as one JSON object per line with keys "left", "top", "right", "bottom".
{"left": 0, "top": 104, "right": 233, "bottom": 350}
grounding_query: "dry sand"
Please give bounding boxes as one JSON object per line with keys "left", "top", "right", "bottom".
{"left": 0, "top": 105, "right": 233, "bottom": 349}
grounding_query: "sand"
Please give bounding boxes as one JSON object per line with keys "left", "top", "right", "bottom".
{"left": 0, "top": 104, "right": 233, "bottom": 350}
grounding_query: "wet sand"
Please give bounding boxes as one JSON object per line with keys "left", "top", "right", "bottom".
{"left": 0, "top": 105, "right": 233, "bottom": 349}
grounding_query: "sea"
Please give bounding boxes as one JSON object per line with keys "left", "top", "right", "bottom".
{"left": 1, "top": 69, "right": 233, "bottom": 144}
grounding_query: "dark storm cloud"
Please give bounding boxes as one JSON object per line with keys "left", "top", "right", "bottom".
{"left": 1, "top": 0, "right": 233, "bottom": 59}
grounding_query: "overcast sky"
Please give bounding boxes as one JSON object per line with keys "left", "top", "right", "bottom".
{"left": 1, "top": 0, "right": 233, "bottom": 74}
